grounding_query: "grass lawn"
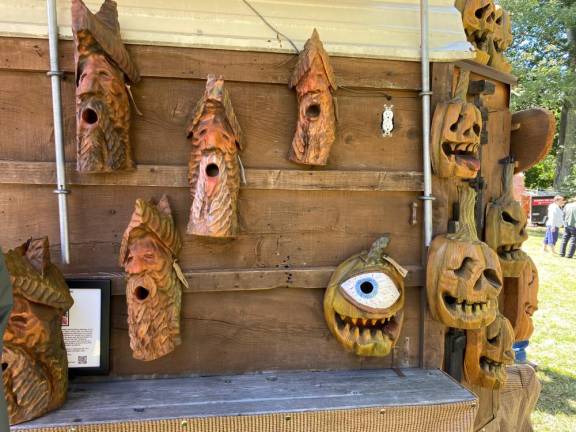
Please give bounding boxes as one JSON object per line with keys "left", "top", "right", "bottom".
{"left": 525, "top": 228, "right": 576, "bottom": 431}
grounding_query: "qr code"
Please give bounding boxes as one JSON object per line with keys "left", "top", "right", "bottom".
{"left": 77, "top": 356, "right": 87, "bottom": 365}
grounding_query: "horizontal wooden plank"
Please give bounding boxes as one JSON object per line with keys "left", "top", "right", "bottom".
{"left": 14, "top": 369, "right": 475, "bottom": 430}
{"left": 0, "top": 161, "right": 423, "bottom": 192}
{"left": 0, "top": 38, "right": 422, "bottom": 90}
{"left": 0, "top": 71, "right": 423, "bottom": 171}
{"left": 456, "top": 60, "right": 517, "bottom": 86}
{"left": 67, "top": 265, "right": 424, "bottom": 295}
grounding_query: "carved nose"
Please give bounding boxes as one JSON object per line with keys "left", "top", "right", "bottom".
{"left": 81, "top": 108, "right": 99, "bottom": 126}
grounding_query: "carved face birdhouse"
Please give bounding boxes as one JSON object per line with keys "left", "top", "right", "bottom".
{"left": 120, "top": 195, "right": 187, "bottom": 361}
{"left": 427, "top": 185, "right": 502, "bottom": 329}
{"left": 2, "top": 238, "right": 73, "bottom": 425}
{"left": 72, "top": 0, "right": 140, "bottom": 173}
{"left": 485, "top": 162, "right": 529, "bottom": 277}
{"left": 323, "top": 235, "right": 407, "bottom": 357}
{"left": 503, "top": 256, "right": 538, "bottom": 342}
{"left": 431, "top": 70, "right": 482, "bottom": 180}
{"left": 464, "top": 314, "right": 515, "bottom": 389}
{"left": 455, "top": 0, "right": 496, "bottom": 64}
{"left": 186, "top": 76, "right": 243, "bottom": 238}
{"left": 289, "top": 29, "right": 337, "bottom": 166}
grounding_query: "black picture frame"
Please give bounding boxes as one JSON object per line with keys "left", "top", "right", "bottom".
{"left": 63, "top": 279, "right": 111, "bottom": 375}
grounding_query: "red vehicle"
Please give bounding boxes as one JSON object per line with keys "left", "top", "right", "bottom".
{"left": 531, "top": 193, "right": 557, "bottom": 225}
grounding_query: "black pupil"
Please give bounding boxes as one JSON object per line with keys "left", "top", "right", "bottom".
{"left": 360, "top": 281, "right": 374, "bottom": 295}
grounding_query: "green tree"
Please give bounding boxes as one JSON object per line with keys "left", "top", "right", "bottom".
{"left": 499, "top": 0, "right": 576, "bottom": 194}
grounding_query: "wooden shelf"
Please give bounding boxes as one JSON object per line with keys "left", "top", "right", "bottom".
{"left": 12, "top": 369, "right": 477, "bottom": 432}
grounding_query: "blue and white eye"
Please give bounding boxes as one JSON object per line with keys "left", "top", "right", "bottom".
{"left": 340, "top": 272, "right": 400, "bottom": 311}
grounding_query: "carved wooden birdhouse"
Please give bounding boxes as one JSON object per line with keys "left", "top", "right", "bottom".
{"left": 427, "top": 185, "right": 503, "bottom": 329}
{"left": 72, "top": 0, "right": 140, "bottom": 173}
{"left": 430, "top": 70, "right": 483, "bottom": 179}
{"left": 289, "top": 29, "right": 337, "bottom": 166}
{"left": 323, "top": 235, "right": 407, "bottom": 357}
{"left": 120, "top": 195, "right": 187, "bottom": 361}
{"left": 2, "top": 238, "right": 73, "bottom": 425}
{"left": 186, "top": 75, "right": 243, "bottom": 238}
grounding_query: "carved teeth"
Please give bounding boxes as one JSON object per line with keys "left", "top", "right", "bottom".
{"left": 344, "top": 323, "right": 350, "bottom": 336}
{"left": 465, "top": 304, "right": 472, "bottom": 314}
{"left": 376, "top": 330, "right": 384, "bottom": 341}
{"left": 371, "top": 319, "right": 378, "bottom": 326}
{"left": 481, "top": 303, "right": 487, "bottom": 312}
{"left": 362, "top": 318, "right": 368, "bottom": 326}
{"left": 351, "top": 318, "right": 358, "bottom": 325}
{"left": 354, "top": 327, "right": 360, "bottom": 339}
{"left": 362, "top": 328, "right": 371, "bottom": 341}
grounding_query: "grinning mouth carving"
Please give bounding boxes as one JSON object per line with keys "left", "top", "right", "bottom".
{"left": 334, "top": 311, "right": 402, "bottom": 346}
{"left": 480, "top": 356, "right": 504, "bottom": 376}
{"left": 442, "top": 142, "right": 480, "bottom": 171}
{"left": 496, "top": 244, "right": 526, "bottom": 261}
{"left": 443, "top": 296, "right": 490, "bottom": 317}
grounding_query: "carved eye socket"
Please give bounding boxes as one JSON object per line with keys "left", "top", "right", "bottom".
{"left": 501, "top": 211, "right": 519, "bottom": 224}
{"left": 483, "top": 269, "right": 502, "bottom": 289}
{"left": 340, "top": 272, "right": 400, "bottom": 311}
{"left": 450, "top": 115, "right": 464, "bottom": 132}
{"left": 487, "top": 335, "right": 499, "bottom": 345}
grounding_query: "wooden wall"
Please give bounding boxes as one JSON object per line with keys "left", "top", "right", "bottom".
{"left": 0, "top": 37, "right": 433, "bottom": 376}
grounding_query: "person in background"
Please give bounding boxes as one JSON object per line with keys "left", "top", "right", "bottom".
{"left": 543, "top": 195, "right": 566, "bottom": 254}
{"left": 0, "top": 250, "right": 13, "bottom": 430}
{"left": 560, "top": 197, "right": 576, "bottom": 258}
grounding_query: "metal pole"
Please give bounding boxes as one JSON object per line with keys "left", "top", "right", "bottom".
{"left": 46, "top": 0, "right": 71, "bottom": 264}
{"left": 419, "top": 0, "right": 434, "bottom": 369}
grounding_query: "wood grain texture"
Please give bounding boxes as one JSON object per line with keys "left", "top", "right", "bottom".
{"left": 0, "top": 38, "right": 422, "bottom": 90}
{"left": 510, "top": 108, "right": 556, "bottom": 174}
{"left": 0, "top": 162, "right": 423, "bottom": 192}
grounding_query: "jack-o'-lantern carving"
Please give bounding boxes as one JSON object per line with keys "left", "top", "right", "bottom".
{"left": 431, "top": 70, "right": 482, "bottom": 179}
{"left": 2, "top": 238, "right": 73, "bottom": 425}
{"left": 72, "top": 0, "right": 140, "bottom": 173}
{"left": 464, "top": 314, "right": 515, "bottom": 389}
{"left": 503, "top": 256, "right": 538, "bottom": 342}
{"left": 186, "top": 75, "right": 243, "bottom": 238}
{"left": 427, "top": 184, "right": 503, "bottom": 329}
{"left": 485, "top": 162, "right": 529, "bottom": 277}
{"left": 120, "top": 195, "right": 188, "bottom": 361}
{"left": 488, "top": 5, "right": 513, "bottom": 73}
{"left": 455, "top": 0, "right": 496, "bottom": 65}
{"left": 323, "top": 235, "right": 407, "bottom": 357}
{"left": 289, "top": 29, "right": 337, "bottom": 166}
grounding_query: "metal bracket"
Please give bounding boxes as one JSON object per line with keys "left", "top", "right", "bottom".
{"left": 46, "top": 70, "right": 64, "bottom": 77}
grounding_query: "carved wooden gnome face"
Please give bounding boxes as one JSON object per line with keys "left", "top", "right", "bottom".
{"left": 289, "top": 29, "right": 337, "bottom": 166}
{"left": 503, "top": 256, "right": 538, "bottom": 342}
{"left": 2, "top": 238, "right": 73, "bottom": 425}
{"left": 455, "top": 0, "right": 496, "bottom": 64}
{"left": 186, "top": 76, "right": 243, "bottom": 238}
{"left": 488, "top": 5, "right": 513, "bottom": 72}
{"left": 464, "top": 314, "right": 515, "bottom": 389}
{"left": 431, "top": 71, "right": 482, "bottom": 179}
{"left": 72, "top": 0, "right": 140, "bottom": 173}
{"left": 120, "top": 195, "right": 187, "bottom": 361}
{"left": 323, "top": 235, "right": 407, "bottom": 357}
{"left": 427, "top": 185, "right": 503, "bottom": 329}
{"left": 485, "top": 162, "right": 529, "bottom": 277}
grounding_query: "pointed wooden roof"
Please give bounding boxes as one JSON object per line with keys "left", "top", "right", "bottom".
{"left": 289, "top": 29, "right": 337, "bottom": 90}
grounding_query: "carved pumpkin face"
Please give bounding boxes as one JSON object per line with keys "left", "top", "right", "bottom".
{"left": 323, "top": 236, "right": 406, "bottom": 357}
{"left": 485, "top": 163, "right": 529, "bottom": 277}
{"left": 503, "top": 256, "right": 538, "bottom": 342}
{"left": 431, "top": 99, "right": 482, "bottom": 179}
{"left": 456, "top": 0, "right": 496, "bottom": 64}
{"left": 464, "top": 314, "right": 515, "bottom": 389}
{"left": 488, "top": 6, "right": 513, "bottom": 72}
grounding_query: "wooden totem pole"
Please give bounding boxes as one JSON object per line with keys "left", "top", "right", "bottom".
{"left": 2, "top": 238, "right": 73, "bottom": 425}
{"left": 120, "top": 196, "right": 187, "bottom": 361}
{"left": 186, "top": 75, "right": 243, "bottom": 238}
{"left": 72, "top": 0, "right": 140, "bottom": 173}
{"left": 323, "top": 235, "right": 407, "bottom": 357}
{"left": 289, "top": 29, "right": 337, "bottom": 166}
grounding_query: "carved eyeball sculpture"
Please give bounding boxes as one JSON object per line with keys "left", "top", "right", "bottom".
{"left": 120, "top": 195, "right": 188, "bottom": 361}
{"left": 503, "top": 256, "right": 539, "bottom": 342}
{"left": 488, "top": 5, "right": 513, "bottom": 73}
{"left": 323, "top": 235, "right": 407, "bottom": 357}
{"left": 485, "top": 162, "right": 529, "bottom": 277}
{"left": 455, "top": 0, "right": 496, "bottom": 65}
{"left": 431, "top": 70, "right": 482, "bottom": 179}
{"left": 186, "top": 75, "right": 243, "bottom": 238}
{"left": 427, "top": 185, "right": 503, "bottom": 329}
{"left": 72, "top": 0, "right": 140, "bottom": 173}
{"left": 289, "top": 29, "right": 337, "bottom": 166}
{"left": 2, "top": 238, "right": 73, "bottom": 425}
{"left": 464, "top": 314, "right": 515, "bottom": 389}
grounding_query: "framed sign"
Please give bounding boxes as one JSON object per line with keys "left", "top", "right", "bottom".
{"left": 63, "top": 279, "right": 111, "bottom": 374}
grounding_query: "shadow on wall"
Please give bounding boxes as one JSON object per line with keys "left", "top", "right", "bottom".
{"left": 537, "top": 367, "right": 576, "bottom": 416}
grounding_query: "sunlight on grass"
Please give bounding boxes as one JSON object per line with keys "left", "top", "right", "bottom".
{"left": 525, "top": 228, "right": 576, "bottom": 432}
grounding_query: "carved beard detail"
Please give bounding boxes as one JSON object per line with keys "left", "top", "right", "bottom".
{"left": 189, "top": 151, "right": 238, "bottom": 238}
{"left": 126, "top": 264, "right": 182, "bottom": 361}
{"left": 76, "top": 53, "right": 133, "bottom": 173}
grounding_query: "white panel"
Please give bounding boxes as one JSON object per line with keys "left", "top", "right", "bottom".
{"left": 0, "top": 0, "right": 474, "bottom": 62}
